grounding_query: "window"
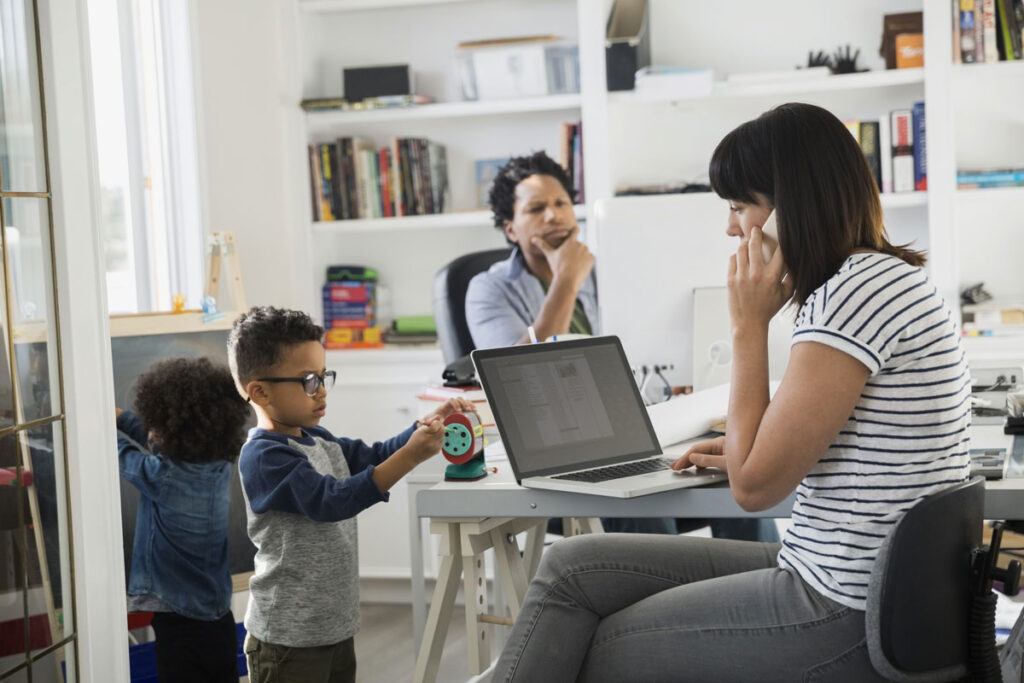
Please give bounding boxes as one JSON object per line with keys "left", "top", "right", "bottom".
{"left": 88, "top": 0, "right": 204, "bottom": 314}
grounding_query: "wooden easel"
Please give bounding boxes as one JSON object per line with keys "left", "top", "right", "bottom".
{"left": 204, "top": 231, "right": 247, "bottom": 314}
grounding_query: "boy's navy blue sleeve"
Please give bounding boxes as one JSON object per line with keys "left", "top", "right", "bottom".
{"left": 239, "top": 439, "right": 390, "bottom": 522}
{"left": 321, "top": 423, "right": 417, "bottom": 475}
{"left": 116, "top": 410, "right": 164, "bottom": 499}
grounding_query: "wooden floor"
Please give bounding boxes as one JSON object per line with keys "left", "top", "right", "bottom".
{"left": 241, "top": 602, "right": 494, "bottom": 683}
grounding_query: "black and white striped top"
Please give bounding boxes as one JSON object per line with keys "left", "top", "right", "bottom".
{"left": 777, "top": 252, "right": 971, "bottom": 610}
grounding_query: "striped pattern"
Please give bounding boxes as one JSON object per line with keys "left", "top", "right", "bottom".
{"left": 777, "top": 252, "right": 971, "bottom": 610}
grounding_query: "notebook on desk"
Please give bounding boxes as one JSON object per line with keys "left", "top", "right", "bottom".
{"left": 471, "top": 335, "right": 727, "bottom": 498}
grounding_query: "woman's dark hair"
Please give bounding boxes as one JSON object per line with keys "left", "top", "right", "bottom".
{"left": 709, "top": 102, "right": 925, "bottom": 306}
{"left": 488, "top": 151, "right": 574, "bottom": 233}
{"left": 227, "top": 306, "right": 324, "bottom": 390}
{"left": 133, "top": 357, "right": 249, "bottom": 463}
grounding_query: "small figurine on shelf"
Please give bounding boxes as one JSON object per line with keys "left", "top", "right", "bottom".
{"left": 831, "top": 44, "right": 868, "bottom": 74}
{"left": 172, "top": 293, "right": 186, "bottom": 313}
{"left": 441, "top": 412, "right": 487, "bottom": 481}
{"left": 200, "top": 296, "right": 225, "bottom": 324}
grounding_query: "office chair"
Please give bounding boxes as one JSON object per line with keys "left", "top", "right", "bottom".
{"left": 432, "top": 248, "right": 511, "bottom": 365}
{"left": 866, "top": 476, "right": 1020, "bottom": 682}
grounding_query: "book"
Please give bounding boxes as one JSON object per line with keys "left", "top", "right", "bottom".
{"left": 956, "top": 169, "right": 1024, "bottom": 187}
{"left": 878, "top": 111, "right": 893, "bottom": 193}
{"left": 997, "top": 0, "right": 1017, "bottom": 60}
{"left": 983, "top": 0, "right": 1000, "bottom": 61}
{"left": 859, "top": 121, "right": 882, "bottom": 190}
{"left": 911, "top": 102, "right": 927, "bottom": 192}
{"left": 323, "top": 282, "right": 372, "bottom": 303}
{"left": 961, "top": 0, "right": 979, "bottom": 62}
{"left": 890, "top": 109, "right": 915, "bottom": 193}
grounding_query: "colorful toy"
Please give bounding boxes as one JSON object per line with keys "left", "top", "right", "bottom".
{"left": 200, "top": 295, "right": 225, "bottom": 324}
{"left": 441, "top": 412, "right": 487, "bottom": 481}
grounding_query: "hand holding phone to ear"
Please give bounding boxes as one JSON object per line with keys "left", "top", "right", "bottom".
{"left": 760, "top": 210, "right": 779, "bottom": 264}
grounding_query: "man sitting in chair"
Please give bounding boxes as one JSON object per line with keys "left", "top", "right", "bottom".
{"left": 465, "top": 151, "right": 777, "bottom": 542}
{"left": 466, "top": 151, "right": 596, "bottom": 349}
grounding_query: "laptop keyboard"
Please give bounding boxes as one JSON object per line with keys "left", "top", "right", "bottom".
{"left": 552, "top": 457, "right": 673, "bottom": 483}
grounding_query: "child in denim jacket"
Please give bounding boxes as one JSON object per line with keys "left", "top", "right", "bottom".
{"left": 117, "top": 356, "right": 251, "bottom": 683}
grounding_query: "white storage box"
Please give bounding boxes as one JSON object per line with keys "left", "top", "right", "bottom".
{"left": 456, "top": 36, "right": 579, "bottom": 101}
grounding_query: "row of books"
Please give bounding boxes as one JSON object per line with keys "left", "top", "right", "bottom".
{"left": 308, "top": 137, "right": 450, "bottom": 222}
{"left": 957, "top": 168, "right": 1024, "bottom": 188}
{"left": 322, "top": 265, "right": 383, "bottom": 349}
{"left": 954, "top": 0, "right": 1024, "bottom": 63}
{"left": 845, "top": 102, "right": 927, "bottom": 194}
{"left": 558, "top": 121, "right": 585, "bottom": 204}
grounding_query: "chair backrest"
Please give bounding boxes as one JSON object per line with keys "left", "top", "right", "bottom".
{"left": 433, "top": 248, "right": 511, "bottom": 365}
{"left": 865, "top": 476, "right": 984, "bottom": 682}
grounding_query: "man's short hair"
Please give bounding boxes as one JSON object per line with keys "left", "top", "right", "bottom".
{"left": 227, "top": 306, "right": 323, "bottom": 391}
{"left": 488, "top": 150, "right": 574, "bottom": 230}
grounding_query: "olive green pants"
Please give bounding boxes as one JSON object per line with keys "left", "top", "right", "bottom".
{"left": 244, "top": 633, "right": 355, "bottom": 683}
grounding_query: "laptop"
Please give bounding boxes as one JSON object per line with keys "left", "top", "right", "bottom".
{"left": 471, "top": 335, "right": 727, "bottom": 498}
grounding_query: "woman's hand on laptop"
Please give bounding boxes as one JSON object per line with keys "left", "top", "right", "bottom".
{"left": 672, "top": 436, "right": 728, "bottom": 473}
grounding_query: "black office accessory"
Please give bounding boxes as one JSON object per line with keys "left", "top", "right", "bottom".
{"left": 342, "top": 64, "right": 411, "bottom": 103}
{"left": 605, "top": 0, "right": 650, "bottom": 91}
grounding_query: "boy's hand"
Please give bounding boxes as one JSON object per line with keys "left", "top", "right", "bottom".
{"left": 418, "top": 397, "right": 477, "bottom": 426}
{"left": 404, "top": 416, "right": 445, "bottom": 464}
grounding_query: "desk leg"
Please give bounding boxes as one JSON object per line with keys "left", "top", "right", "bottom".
{"left": 463, "top": 548, "right": 491, "bottom": 674}
{"left": 490, "top": 526, "right": 529, "bottom": 616}
{"left": 409, "top": 487, "right": 426, "bottom": 650}
{"left": 523, "top": 521, "right": 547, "bottom": 581}
{"left": 413, "top": 523, "right": 461, "bottom": 683}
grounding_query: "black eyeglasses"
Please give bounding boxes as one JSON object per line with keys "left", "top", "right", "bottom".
{"left": 257, "top": 370, "right": 336, "bottom": 396}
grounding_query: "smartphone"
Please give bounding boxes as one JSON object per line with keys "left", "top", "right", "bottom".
{"left": 760, "top": 211, "right": 779, "bottom": 264}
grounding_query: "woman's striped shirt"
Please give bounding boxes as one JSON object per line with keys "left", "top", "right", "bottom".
{"left": 777, "top": 252, "right": 971, "bottom": 610}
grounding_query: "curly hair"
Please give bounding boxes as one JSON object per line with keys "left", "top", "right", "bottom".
{"left": 132, "top": 357, "right": 250, "bottom": 463}
{"left": 488, "top": 151, "right": 574, "bottom": 231}
{"left": 227, "top": 306, "right": 324, "bottom": 391}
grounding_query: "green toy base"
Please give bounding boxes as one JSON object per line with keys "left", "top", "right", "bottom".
{"left": 444, "top": 453, "right": 487, "bottom": 481}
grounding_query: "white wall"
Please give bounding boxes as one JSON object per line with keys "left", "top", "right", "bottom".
{"left": 191, "top": 0, "right": 300, "bottom": 310}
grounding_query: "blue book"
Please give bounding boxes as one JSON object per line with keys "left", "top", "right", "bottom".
{"left": 912, "top": 102, "right": 926, "bottom": 191}
{"left": 957, "top": 170, "right": 1024, "bottom": 185}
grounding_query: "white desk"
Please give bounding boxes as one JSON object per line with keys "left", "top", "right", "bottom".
{"left": 407, "top": 426, "right": 1024, "bottom": 682}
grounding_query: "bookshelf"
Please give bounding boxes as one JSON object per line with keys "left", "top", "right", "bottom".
{"left": 275, "top": 0, "right": 1024, "bottom": 591}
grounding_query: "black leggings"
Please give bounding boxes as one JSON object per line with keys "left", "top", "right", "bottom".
{"left": 150, "top": 610, "right": 238, "bottom": 683}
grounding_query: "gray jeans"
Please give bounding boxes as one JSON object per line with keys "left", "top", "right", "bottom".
{"left": 493, "top": 534, "right": 887, "bottom": 682}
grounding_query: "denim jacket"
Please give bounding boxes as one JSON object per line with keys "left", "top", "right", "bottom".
{"left": 117, "top": 411, "right": 232, "bottom": 620}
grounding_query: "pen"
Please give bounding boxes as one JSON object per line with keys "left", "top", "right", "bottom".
{"left": 528, "top": 326, "right": 538, "bottom": 344}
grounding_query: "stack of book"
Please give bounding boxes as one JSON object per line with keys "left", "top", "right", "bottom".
{"left": 309, "top": 137, "right": 449, "bottom": 222}
{"left": 844, "top": 101, "right": 927, "bottom": 194}
{"left": 322, "top": 265, "right": 383, "bottom": 349}
{"left": 953, "top": 0, "right": 1024, "bottom": 64}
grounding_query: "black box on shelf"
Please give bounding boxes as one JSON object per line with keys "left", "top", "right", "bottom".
{"left": 342, "top": 64, "right": 411, "bottom": 103}
{"left": 605, "top": 0, "right": 650, "bottom": 91}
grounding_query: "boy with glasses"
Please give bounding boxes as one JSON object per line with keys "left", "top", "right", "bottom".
{"left": 228, "top": 306, "right": 472, "bottom": 682}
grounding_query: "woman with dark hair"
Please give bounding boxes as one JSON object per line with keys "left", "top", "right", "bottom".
{"left": 491, "top": 103, "right": 970, "bottom": 682}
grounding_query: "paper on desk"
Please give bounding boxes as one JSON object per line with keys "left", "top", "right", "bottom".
{"left": 647, "top": 384, "right": 731, "bottom": 446}
{"left": 646, "top": 382, "right": 781, "bottom": 446}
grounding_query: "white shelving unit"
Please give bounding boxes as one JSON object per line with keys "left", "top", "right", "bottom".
{"left": 277, "top": 0, "right": 1024, "bottom": 581}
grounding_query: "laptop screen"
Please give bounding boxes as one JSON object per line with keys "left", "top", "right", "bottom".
{"left": 472, "top": 336, "right": 661, "bottom": 479}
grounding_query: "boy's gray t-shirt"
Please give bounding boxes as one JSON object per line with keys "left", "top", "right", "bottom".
{"left": 239, "top": 424, "right": 413, "bottom": 647}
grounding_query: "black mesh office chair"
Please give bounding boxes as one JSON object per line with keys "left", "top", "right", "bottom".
{"left": 866, "top": 476, "right": 1020, "bottom": 682}
{"left": 433, "top": 248, "right": 511, "bottom": 365}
